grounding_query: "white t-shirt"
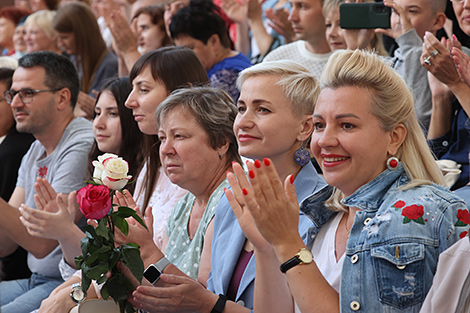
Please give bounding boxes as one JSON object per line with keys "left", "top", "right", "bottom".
{"left": 294, "top": 212, "right": 345, "bottom": 313}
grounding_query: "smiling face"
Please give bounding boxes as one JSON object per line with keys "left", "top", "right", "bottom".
{"left": 13, "top": 24, "right": 27, "bottom": 53}
{"left": 158, "top": 106, "right": 221, "bottom": 191}
{"left": 453, "top": 0, "right": 470, "bottom": 36}
{"left": 125, "top": 66, "right": 169, "bottom": 135}
{"left": 324, "top": 7, "right": 346, "bottom": 51}
{"left": 391, "top": 0, "right": 441, "bottom": 39}
{"left": 311, "top": 86, "right": 394, "bottom": 196}
{"left": 93, "top": 91, "right": 122, "bottom": 154}
{"left": 25, "top": 23, "right": 57, "bottom": 53}
{"left": 234, "top": 75, "right": 307, "bottom": 164}
{"left": 136, "top": 13, "right": 167, "bottom": 54}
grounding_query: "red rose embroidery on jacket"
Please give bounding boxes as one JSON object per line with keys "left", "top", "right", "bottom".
{"left": 460, "top": 231, "right": 468, "bottom": 239}
{"left": 456, "top": 209, "right": 470, "bottom": 226}
{"left": 393, "top": 200, "right": 406, "bottom": 211}
{"left": 401, "top": 204, "right": 425, "bottom": 224}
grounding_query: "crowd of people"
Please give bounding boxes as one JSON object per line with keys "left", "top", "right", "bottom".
{"left": 1, "top": 0, "right": 470, "bottom": 312}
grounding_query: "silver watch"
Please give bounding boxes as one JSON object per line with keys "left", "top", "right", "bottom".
{"left": 70, "top": 282, "right": 87, "bottom": 304}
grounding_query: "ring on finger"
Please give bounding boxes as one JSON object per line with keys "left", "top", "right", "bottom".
{"left": 424, "top": 56, "right": 432, "bottom": 66}
{"left": 430, "top": 49, "right": 439, "bottom": 57}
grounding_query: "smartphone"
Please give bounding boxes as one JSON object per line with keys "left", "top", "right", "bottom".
{"left": 339, "top": 2, "right": 391, "bottom": 29}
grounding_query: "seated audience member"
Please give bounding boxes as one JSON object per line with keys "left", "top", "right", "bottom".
{"left": 60, "top": 0, "right": 91, "bottom": 6}
{"left": 170, "top": 0, "right": 252, "bottom": 101}
{"left": 0, "top": 6, "right": 32, "bottom": 56}
{"left": 30, "top": 0, "right": 60, "bottom": 11}
{"left": 20, "top": 77, "right": 144, "bottom": 313}
{"left": 0, "top": 67, "right": 35, "bottom": 282}
{"left": 227, "top": 49, "right": 467, "bottom": 313}
{"left": 12, "top": 21, "right": 27, "bottom": 59}
{"left": 263, "top": 0, "right": 331, "bottom": 79}
{"left": 420, "top": 0, "right": 470, "bottom": 190}
{"left": 129, "top": 61, "right": 327, "bottom": 313}
{"left": 0, "top": 51, "right": 94, "bottom": 313}
{"left": 15, "top": 0, "right": 31, "bottom": 10}
{"left": 53, "top": 2, "right": 118, "bottom": 119}
{"left": 35, "top": 47, "right": 209, "bottom": 311}
{"left": 377, "top": 0, "right": 446, "bottom": 132}
{"left": 107, "top": 5, "right": 171, "bottom": 76}
{"left": 24, "top": 10, "right": 61, "bottom": 54}
{"left": 322, "top": 0, "right": 388, "bottom": 55}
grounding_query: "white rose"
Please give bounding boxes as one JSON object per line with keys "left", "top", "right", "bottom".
{"left": 91, "top": 153, "right": 119, "bottom": 184}
{"left": 101, "top": 157, "right": 132, "bottom": 190}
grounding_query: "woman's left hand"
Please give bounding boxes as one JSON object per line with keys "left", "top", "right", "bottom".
{"left": 229, "top": 159, "right": 301, "bottom": 251}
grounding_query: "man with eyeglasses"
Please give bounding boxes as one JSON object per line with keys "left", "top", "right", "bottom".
{"left": 0, "top": 51, "right": 94, "bottom": 313}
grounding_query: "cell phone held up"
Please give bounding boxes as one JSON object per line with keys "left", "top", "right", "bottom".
{"left": 339, "top": 2, "right": 391, "bottom": 29}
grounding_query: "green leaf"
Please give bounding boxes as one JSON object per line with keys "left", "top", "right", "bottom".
{"left": 97, "top": 274, "right": 108, "bottom": 284}
{"left": 414, "top": 217, "right": 425, "bottom": 225}
{"left": 86, "top": 263, "right": 110, "bottom": 280}
{"left": 100, "top": 281, "right": 110, "bottom": 300}
{"left": 96, "top": 218, "right": 110, "bottom": 240}
{"left": 81, "top": 270, "right": 92, "bottom": 294}
{"left": 80, "top": 237, "right": 90, "bottom": 256}
{"left": 121, "top": 244, "right": 144, "bottom": 283}
{"left": 117, "top": 206, "right": 148, "bottom": 231}
{"left": 109, "top": 249, "right": 120, "bottom": 269}
{"left": 105, "top": 274, "right": 129, "bottom": 302}
{"left": 75, "top": 255, "right": 84, "bottom": 268}
{"left": 403, "top": 217, "right": 411, "bottom": 224}
{"left": 456, "top": 220, "right": 468, "bottom": 227}
{"left": 85, "top": 245, "right": 112, "bottom": 265}
{"left": 125, "top": 300, "right": 136, "bottom": 313}
{"left": 113, "top": 215, "right": 129, "bottom": 236}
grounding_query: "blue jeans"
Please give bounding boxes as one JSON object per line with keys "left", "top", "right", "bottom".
{"left": 0, "top": 273, "right": 63, "bottom": 313}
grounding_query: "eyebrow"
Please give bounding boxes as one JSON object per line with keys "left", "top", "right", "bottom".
{"left": 313, "top": 113, "right": 360, "bottom": 119}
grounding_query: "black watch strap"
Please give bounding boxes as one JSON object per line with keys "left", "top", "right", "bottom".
{"left": 211, "top": 294, "right": 228, "bottom": 313}
{"left": 280, "top": 255, "right": 301, "bottom": 273}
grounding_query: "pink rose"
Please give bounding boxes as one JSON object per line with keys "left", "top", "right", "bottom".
{"left": 76, "top": 184, "right": 111, "bottom": 220}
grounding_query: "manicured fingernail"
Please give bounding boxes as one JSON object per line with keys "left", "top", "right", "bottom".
{"left": 254, "top": 160, "right": 261, "bottom": 168}
{"left": 224, "top": 188, "right": 227, "bottom": 192}
{"left": 232, "top": 161, "right": 237, "bottom": 165}
{"left": 263, "top": 158, "right": 271, "bottom": 166}
{"left": 249, "top": 170, "right": 255, "bottom": 179}
{"left": 242, "top": 188, "right": 248, "bottom": 195}
{"left": 290, "top": 174, "right": 294, "bottom": 184}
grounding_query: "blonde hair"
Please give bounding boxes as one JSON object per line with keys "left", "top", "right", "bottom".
{"left": 237, "top": 60, "right": 320, "bottom": 117}
{"left": 25, "top": 10, "right": 57, "bottom": 39}
{"left": 322, "top": 0, "right": 388, "bottom": 56}
{"left": 320, "top": 50, "right": 444, "bottom": 210}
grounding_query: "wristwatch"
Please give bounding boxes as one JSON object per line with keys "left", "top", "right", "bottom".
{"left": 143, "top": 257, "right": 171, "bottom": 285}
{"left": 280, "top": 248, "right": 313, "bottom": 273}
{"left": 70, "top": 283, "right": 86, "bottom": 304}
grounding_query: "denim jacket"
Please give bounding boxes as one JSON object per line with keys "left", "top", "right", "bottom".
{"left": 301, "top": 165, "right": 469, "bottom": 312}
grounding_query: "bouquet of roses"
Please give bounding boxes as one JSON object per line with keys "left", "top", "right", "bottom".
{"left": 75, "top": 153, "right": 147, "bottom": 313}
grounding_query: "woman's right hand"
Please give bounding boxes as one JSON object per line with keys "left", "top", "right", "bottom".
{"left": 227, "top": 160, "right": 302, "bottom": 254}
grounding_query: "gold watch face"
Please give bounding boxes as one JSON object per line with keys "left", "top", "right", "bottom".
{"left": 298, "top": 249, "right": 313, "bottom": 263}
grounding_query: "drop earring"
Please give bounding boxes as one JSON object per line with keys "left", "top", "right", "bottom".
{"left": 387, "top": 156, "right": 400, "bottom": 171}
{"left": 294, "top": 142, "right": 311, "bottom": 167}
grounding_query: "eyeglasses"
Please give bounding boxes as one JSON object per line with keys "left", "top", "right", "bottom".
{"left": 4, "top": 88, "right": 62, "bottom": 104}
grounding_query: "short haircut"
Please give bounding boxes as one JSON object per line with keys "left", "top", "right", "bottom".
{"left": 25, "top": 10, "right": 57, "bottom": 39}
{"left": 169, "top": 0, "right": 231, "bottom": 48}
{"left": 155, "top": 86, "right": 241, "bottom": 166}
{"left": 429, "top": 0, "right": 447, "bottom": 14}
{"left": 129, "top": 46, "right": 209, "bottom": 92}
{"left": 237, "top": 60, "right": 320, "bottom": 117}
{"left": 18, "top": 51, "right": 79, "bottom": 108}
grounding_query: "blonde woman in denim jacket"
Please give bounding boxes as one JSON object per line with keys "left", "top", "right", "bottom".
{"left": 226, "top": 49, "right": 470, "bottom": 313}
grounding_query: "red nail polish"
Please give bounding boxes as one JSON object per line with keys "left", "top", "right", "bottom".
{"left": 254, "top": 160, "right": 261, "bottom": 168}
{"left": 224, "top": 188, "right": 227, "bottom": 192}
{"left": 242, "top": 188, "right": 248, "bottom": 196}
{"left": 263, "top": 158, "right": 271, "bottom": 166}
{"left": 249, "top": 170, "right": 255, "bottom": 179}
{"left": 232, "top": 161, "right": 237, "bottom": 165}
{"left": 290, "top": 175, "right": 294, "bottom": 184}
